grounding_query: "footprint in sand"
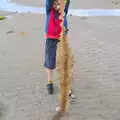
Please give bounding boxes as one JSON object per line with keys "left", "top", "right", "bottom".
{"left": 80, "top": 17, "right": 88, "bottom": 20}
{"left": 112, "top": 0, "right": 120, "bottom": 8}
{"left": 6, "top": 30, "right": 14, "bottom": 34}
{"left": 0, "top": 101, "right": 8, "bottom": 120}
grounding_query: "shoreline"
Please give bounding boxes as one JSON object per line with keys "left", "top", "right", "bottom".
{"left": 10, "top": 0, "right": 43, "bottom": 7}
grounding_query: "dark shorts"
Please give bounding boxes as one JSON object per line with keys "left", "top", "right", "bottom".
{"left": 44, "top": 38, "right": 59, "bottom": 69}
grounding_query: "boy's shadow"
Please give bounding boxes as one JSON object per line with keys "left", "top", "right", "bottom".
{"left": 53, "top": 84, "right": 59, "bottom": 95}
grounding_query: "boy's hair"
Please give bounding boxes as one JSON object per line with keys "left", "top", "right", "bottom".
{"left": 52, "top": 0, "right": 59, "bottom": 5}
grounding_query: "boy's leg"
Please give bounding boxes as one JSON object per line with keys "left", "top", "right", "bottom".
{"left": 44, "top": 38, "right": 59, "bottom": 94}
{"left": 46, "top": 68, "right": 54, "bottom": 94}
{"left": 46, "top": 68, "right": 53, "bottom": 84}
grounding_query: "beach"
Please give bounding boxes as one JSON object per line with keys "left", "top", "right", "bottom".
{"left": 10, "top": 0, "right": 120, "bottom": 9}
{"left": 0, "top": 1, "right": 120, "bottom": 120}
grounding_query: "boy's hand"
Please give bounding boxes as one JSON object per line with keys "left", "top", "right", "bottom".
{"left": 64, "top": 27, "right": 69, "bottom": 33}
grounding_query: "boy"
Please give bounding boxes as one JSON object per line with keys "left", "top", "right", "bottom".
{"left": 44, "top": 0, "right": 70, "bottom": 94}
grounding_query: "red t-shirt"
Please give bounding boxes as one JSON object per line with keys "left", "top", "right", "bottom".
{"left": 45, "top": 8, "right": 63, "bottom": 40}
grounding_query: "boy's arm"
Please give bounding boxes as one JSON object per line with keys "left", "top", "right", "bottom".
{"left": 64, "top": 0, "right": 70, "bottom": 15}
{"left": 46, "top": 0, "right": 53, "bottom": 14}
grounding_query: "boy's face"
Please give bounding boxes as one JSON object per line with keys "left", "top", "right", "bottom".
{"left": 52, "top": 0, "right": 60, "bottom": 11}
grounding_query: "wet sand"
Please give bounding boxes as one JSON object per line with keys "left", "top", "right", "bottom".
{"left": 0, "top": 11, "right": 16, "bottom": 16}
{"left": 10, "top": 0, "right": 120, "bottom": 9}
{"left": 0, "top": 10, "right": 120, "bottom": 120}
